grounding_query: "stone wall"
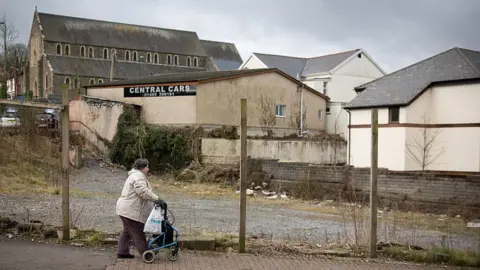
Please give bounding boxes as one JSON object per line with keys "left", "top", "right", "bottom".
{"left": 69, "top": 95, "right": 125, "bottom": 154}
{"left": 258, "top": 159, "right": 480, "bottom": 215}
{"left": 202, "top": 138, "right": 347, "bottom": 165}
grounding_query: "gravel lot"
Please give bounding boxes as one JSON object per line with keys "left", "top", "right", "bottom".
{"left": 1, "top": 157, "right": 478, "bottom": 253}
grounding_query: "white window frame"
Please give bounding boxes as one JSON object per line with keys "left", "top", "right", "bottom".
{"left": 98, "top": 79, "right": 104, "bottom": 84}
{"left": 88, "top": 46, "right": 95, "bottom": 58}
{"left": 275, "top": 104, "right": 286, "bottom": 117}
{"left": 80, "top": 46, "right": 86, "bottom": 57}
{"left": 193, "top": 57, "right": 198, "bottom": 67}
{"left": 125, "top": 50, "right": 131, "bottom": 61}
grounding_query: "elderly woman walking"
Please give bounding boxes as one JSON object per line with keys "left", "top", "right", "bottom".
{"left": 116, "top": 158, "right": 165, "bottom": 259}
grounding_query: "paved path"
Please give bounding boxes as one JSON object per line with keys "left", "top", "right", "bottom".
{"left": 0, "top": 239, "right": 116, "bottom": 270}
{"left": 108, "top": 250, "right": 459, "bottom": 270}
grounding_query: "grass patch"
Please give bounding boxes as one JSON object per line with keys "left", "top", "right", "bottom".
{"left": 74, "top": 229, "right": 106, "bottom": 247}
{"left": 382, "top": 246, "right": 480, "bottom": 267}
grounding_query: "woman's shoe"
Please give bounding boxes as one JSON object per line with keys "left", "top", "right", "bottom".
{"left": 117, "top": 254, "right": 135, "bottom": 259}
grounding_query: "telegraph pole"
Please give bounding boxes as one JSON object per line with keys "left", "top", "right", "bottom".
{"left": 61, "top": 84, "right": 70, "bottom": 240}
{"left": 239, "top": 98, "right": 247, "bottom": 253}
{"left": 369, "top": 108, "right": 379, "bottom": 258}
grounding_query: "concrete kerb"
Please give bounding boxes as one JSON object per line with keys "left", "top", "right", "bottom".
{"left": 103, "top": 235, "right": 216, "bottom": 251}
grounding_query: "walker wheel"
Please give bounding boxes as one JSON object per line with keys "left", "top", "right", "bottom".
{"left": 167, "top": 245, "right": 179, "bottom": 261}
{"left": 142, "top": 250, "right": 156, "bottom": 264}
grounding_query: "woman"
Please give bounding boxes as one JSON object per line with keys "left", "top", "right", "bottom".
{"left": 116, "top": 158, "right": 165, "bottom": 259}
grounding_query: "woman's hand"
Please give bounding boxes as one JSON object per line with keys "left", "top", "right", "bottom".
{"left": 155, "top": 199, "right": 167, "bottom": 209}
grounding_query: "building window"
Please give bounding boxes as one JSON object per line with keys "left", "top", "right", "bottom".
{"left": 88, "top": 47, "right": 94, "bottom": 58}
{"left": 275, "top": 104, "right": 286, "bottom": 117}
{"left": 89, "top": 78, "right": 95, "bottom": 85}
{"left": 98, "top": 79, "right": 104, "bottom": 84}
{"left": 326, "top": 107, "right": 331, "bottom": 115}
{"left": 154, "top": 53, "right": 159, "bottom": 64}
{"left": 193, "top": 57, "right": 198, "bottom": 67}
{"left": 389, "top": 107, "right": 400, "bottom": 123}
{"left": 186, "top": 56, "right": 191, "bottom": 66}
{"left": 111, "top": 49, "right": 116, "bottom": 58}
{"left": 73, "top": 78, "right": 80, "bottom": 89}
{"left": 146, "top": 53, "right": 151, "bottom": 63}
{"left": 167, "top": 54, "right": 172, "bottom": 65}
{"left": 45, "top": 74, "right": 48, "bottom": 90}
{"left": 318, "top": 109, "right": 323, "bottom": 120}
{"left": 64, "top": 77, "right": 71, "bottom": 89}
{"left": 173, "top": 55, "right": 179, "bottom": 65}
{"left": 56, "top": 44, "right": 62, "bottom": 55}
{"left": 64, "top": 44, "right": 70, "bottom": 56}
{"left": 323, "top": 81, "right": 328, "bottom": 95}
{"left": 103, "top": 48, "right": 109, "bottom": 59}
{"left": 80, "top": 46, "right": 86, "bottom": 57}
{"left": 358, "top": 53, "right": 362, "bottom": 58}
{"left": 125, "top": 50, "right": 131, "bottom": 61}
{"left": 133, "top": 51, "right": 138, "bottom": 61}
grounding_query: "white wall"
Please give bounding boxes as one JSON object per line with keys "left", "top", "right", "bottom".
{"left": 404, "top": 82, "right": 480, "bottom": 172}
{"left": 202, "top": 138, "right": 347, "bottom": 165}
{"left": 326, "top": 102, "right": 349, "bottom": 139}
{"left": 239, "top": 55, "right": 267, "bottom": 70}
{"left": 350, "top": 82, "right": 480, "bottom": 172}
{"left": 349, "top": 108, "right": 407, "bottom": 170}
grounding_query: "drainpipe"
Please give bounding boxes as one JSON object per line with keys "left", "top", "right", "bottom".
{"left": 297, "top": 73, "right": 304, "bottom": 136}
{"left": 346, "top": 109, "right": 352, "bottom": 166}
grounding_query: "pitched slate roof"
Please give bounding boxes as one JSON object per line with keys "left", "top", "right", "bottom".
{"left": 85, "top": 68, "right": 329, "bottom": 100}
{"left": 37, "top": 12, "right": 208, "bottom": 56}
{"left": 200, "top": 40, "right": 243, "bottom": 71}
{"left": 252, "top": 49, "right": 361, "bottom": 78}
{"left": 48, "top": 55, "right": 205, "bottom": 79}
{"left": 345, "top": 48, "right": 480, "bottom": 109}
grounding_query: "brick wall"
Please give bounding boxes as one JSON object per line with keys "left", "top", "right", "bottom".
{"left": 258, "top": 159, "right": 480, "bottom": 215}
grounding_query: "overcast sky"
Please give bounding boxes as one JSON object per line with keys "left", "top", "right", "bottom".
{"left": 2, "top": 0, "right": 479, "bottom": 73}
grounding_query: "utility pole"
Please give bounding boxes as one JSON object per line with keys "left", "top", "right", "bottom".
{"left": 1, "top": 21, "right": 6, "bottom": 98}
{"left": 239, "top": 98, "right": 247, "bottom": 253}
{"left": 369, "top": 108, "right": 379, "bottom": 258}
{"left": 61, "top": 84, "right": 70, "bottom": 240}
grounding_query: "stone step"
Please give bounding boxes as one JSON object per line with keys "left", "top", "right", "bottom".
{"left": 103, "top": 235, "right": 216, "bottom": 251}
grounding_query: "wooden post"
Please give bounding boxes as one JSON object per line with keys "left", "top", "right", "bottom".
{"left": 369, "top": 108, "right": 379, "bottom": 258}
{"left": 61, "top": 85, "right": 70, "bottom": 240}
{"left": 239, "top": 98, "right": 247, "bottom": 253}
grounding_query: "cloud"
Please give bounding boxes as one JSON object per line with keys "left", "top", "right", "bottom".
{"left": 1, "top": 0, "right": 479, "bottom": 73}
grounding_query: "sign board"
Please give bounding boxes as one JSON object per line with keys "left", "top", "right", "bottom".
{"left": 123, "top": 84, "right": 197, "bottom": 98}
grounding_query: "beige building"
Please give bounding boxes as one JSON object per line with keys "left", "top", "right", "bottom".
{"left": 85, "top": 68, "right": 329, "bottom": 136}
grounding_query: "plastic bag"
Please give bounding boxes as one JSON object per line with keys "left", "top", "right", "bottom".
{"left": 143, "top": 206, "right": 164, "bottom": 234}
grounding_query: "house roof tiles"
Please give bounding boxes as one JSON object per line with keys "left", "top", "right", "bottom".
{"left": 345, "top": 47, "right": 480, "bottom": 109}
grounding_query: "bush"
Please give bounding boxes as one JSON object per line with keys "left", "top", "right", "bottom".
{"left": 109, "top": 106, "right": 202, "bottom": 172}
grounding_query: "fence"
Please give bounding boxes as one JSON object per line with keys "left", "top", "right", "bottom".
{"left": 0, "top": 103, "right": 63, "bottom": 196}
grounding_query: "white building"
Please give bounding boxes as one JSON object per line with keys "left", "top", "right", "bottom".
{"left": 239, "top": 49, "right": 386, "bottom": 138}
{"left": 345, "top": 47, "right": 480, "bottom": 172}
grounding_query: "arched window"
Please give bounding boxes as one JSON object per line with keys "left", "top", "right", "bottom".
{"left": 56, "top": 44, "right": 62, "bottom": 55}
{"left": 74, "top": 78, "right": 79, "bottom": 89}
{"left": 154, "top": 54, "right": 158, "bottom": 64}
{"left": 64, "top": 77, "right": 71, "bottom": 89}
{"left": 173, "top": 55, "right": 179, "bottom": 65}
{"left": 146, "top": 53, "right": 151, "bottom": 63}
{"left": 132, "top": 51, "right": 138, "bottom": 61}
{"left": 89, "top": 78, "right": 95, "bottom": 85}
{"left": 111, "top": 49, "right": 116, "bottom": 58}
{"left": 193, "top": 57, "right": 198, "bottom": 67}
{"left": 64, "top": 44, "right": 70, "bottom": 56}
{"left": 125, "top": 50, "right": 130, "bottom": 61}
{"left": 45, "top": 74, "right": 49, "bottom": 90}
{"left": 80, "top": 46, "right": 86, "bottom": 57}
{"left": 167, "top": 54, "right": 172, "bottom": 65}
{"left": 88, "top": 47, "right": 94, "bottom": 58}
{"left": 98, "top": 79, "right": 104, "bottom": 84}
{"left": 186, "top": 56, "right": 191, "bottom": 66}
{"left": 103, "top": 48, "right": 108, "bottom": 59}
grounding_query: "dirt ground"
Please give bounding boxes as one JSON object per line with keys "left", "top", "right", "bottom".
{"left": 0, "top": 156, "right": 479, "bottom": 254}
